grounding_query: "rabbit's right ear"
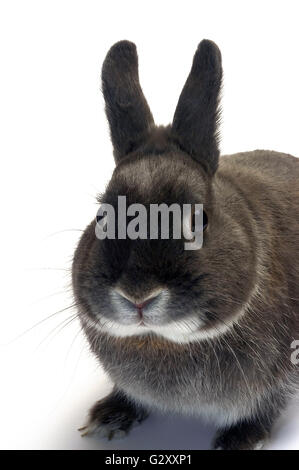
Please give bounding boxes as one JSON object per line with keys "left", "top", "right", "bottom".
{"left": 171, "top": 40, "right": 223, "bottom": 175}
{"left": 102, "top": 41, "right": 154, "bottom": 163}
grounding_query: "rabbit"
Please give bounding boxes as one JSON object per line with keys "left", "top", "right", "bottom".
{"left": 72, "top": 39, "right": 299, "bottom": 450}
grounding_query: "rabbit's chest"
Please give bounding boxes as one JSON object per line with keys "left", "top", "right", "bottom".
{"left": 95, "top": 333, "right": 252, "bottom": 423}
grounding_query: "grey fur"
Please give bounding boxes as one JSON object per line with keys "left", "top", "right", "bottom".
{"left": 72, "top": 40, "right": 299, "bottom": 450}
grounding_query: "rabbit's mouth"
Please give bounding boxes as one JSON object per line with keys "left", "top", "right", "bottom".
{"left": 109, "top": 286, "right": 169, "bottom": 323}
{"left": 80, "top": 284, "right": 245, "bottom": 344}
{"left": 83, "top": 311, "right": 241, "bottom": 344}
{"left": 81, "top": 295, "right": 245, "bottom": 343}
{"left": 81, "top": 312, "right": 203, "bottom": 343}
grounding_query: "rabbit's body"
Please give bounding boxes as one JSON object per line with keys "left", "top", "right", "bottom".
{"left": 73, "top": 40, "right": 299, "bottom": 449}
{"left": 79, "top": 149, "right": 299, "bottom": 428}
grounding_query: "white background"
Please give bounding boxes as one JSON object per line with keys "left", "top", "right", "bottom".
{"left": 0, "top": 0, "right": 299, "bottom": 450}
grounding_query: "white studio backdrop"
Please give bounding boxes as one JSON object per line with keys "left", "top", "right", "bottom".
{"left": 0, "top": 0, "right": 299, "bottom": 449}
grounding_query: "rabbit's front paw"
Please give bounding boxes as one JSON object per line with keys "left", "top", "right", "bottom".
{"left": 213, "top": 421, "right": 269, "bottom": 450}
{"left": 79, "top": 391, "right": 148, "bottom": 440}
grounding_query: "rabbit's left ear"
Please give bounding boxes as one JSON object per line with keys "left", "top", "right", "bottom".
{"left": 171, "top": 40, "right": 223, "bottom": 175}
{"left": 102, "top": 41, "right": 155, "bottom": 163}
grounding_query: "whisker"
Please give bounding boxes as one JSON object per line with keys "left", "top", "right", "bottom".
{"left": 42, "top": 229, "right": 84, "bottom": 241}
{"left": 5, "top": 303, "right": 79, "bottom": 345}
{"left": 30, "top": 288, "right": 73, "bottom": 305}
{"left": 26, "top": 267, "right": 72, "bottom": 272}
{"left": 63, "top": 328, "right": 84, "bottom": 368}
{"left": 33, "top": 313, "right": 79, "bottom": 352}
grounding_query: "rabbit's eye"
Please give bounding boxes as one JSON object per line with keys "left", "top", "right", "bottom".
{"left": 191, "top": 210, "right": 208, "bottom": 232}
{"left": 203, "top": 210, "right": 208, "bottom": 230}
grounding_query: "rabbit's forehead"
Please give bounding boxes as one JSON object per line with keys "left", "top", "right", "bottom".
{"left": 111, "top": 153, "right": 207, "bottom": 201}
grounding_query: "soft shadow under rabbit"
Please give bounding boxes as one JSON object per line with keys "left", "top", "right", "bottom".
{"left": 73, "top": 40, "right": 299, "bottom": 450}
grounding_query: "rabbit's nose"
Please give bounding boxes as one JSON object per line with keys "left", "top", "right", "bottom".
{"left": 114, "top": 288, "right": 163, "bottom": 315}
{"left": 135, "top": 298, "right": 153, "bottom": 310}
{"left": 134, "top": 297, "right": 157, "bottom": 319}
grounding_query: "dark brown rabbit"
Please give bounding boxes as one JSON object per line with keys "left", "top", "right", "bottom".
{"left": 72, "top": 40, "right": 299, "bottom": 450}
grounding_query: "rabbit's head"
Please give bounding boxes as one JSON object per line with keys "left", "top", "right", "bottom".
{"left": 73, "top": 40, "right": 256, "bottom": 343}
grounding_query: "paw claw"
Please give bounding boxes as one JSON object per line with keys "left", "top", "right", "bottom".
{"left": 253, "top": 440, "right": 265, "bottom": 450}
{"left": 78, "top": 421, "right": 129, "bottom": 440}
{"left": 78, "top": 423, "right": 96, "bottom": 437}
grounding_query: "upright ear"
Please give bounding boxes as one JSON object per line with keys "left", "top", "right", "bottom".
{"left": 171, "top": 40, "right": 222, "bottom": 175}
{"left": 102, "top": 41, "right": 154, "bottom": 163}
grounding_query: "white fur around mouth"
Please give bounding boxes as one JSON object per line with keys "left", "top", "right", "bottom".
{"left": 82, "top": 313, "right": 237, "bottom": 344}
